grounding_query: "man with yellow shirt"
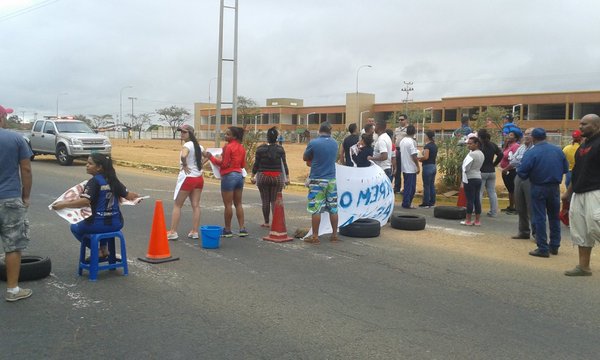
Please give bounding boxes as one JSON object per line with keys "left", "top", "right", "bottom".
{"left": 563, "top": 130, "right": 582, "bottom": 187}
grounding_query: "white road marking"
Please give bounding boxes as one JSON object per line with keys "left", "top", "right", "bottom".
{"left": 46, "top": 276, "right": 103, "bottom": 309}
{"left": 426, "top": 225, "right": 484, "bottom": 237}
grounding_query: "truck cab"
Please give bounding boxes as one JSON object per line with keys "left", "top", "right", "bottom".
{"left": 28, "top": 119, "right": 112, "bottom": 165}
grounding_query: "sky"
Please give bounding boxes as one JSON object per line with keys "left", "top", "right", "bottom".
{"left": 1, "top": 0, "right": 599, "bottom": 123}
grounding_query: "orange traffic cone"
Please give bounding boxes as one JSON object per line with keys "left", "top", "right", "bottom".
{"left": 138, "top": 200, "right": 180, "bottom": 263}
{"left": 457, "top": 184, "right": 467, "bottom": 208}
{"left": 263, "top": 192, "right": 293, "bottom": 243}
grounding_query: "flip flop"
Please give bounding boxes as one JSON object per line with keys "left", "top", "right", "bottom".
{"left": 564, "top": 265, "right": 592, "bottom": 276}
{"left": 303, "top": 236, "right": 320, "bottom": 244}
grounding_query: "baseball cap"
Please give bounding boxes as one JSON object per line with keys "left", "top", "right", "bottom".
{"left": 0, "top": 105, "right": 14, "bottom": 116}
{"left": 572, "top": 130, "right": 582, "bottom": 139}
{"left": 531, "top": 128, "right": 547, "bottom": 140}
{"left": 177, "top": 124, "right": 194, "bottom": 133}
{"left": 502, "top": 114, "right": 514, "bottom": 121}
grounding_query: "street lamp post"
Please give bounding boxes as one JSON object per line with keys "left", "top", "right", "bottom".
{"left": 355, "top": 64, "right": 372, "bottom": 124}
{"left": 128, "top": 97, "right": 137, "bottom": 139}
{"left": 120, "top": 86, "right": 133, "bottom": 137}
{"left": 56, "top": 92, "right": 68, "bottom": 118}
{"left": 359, "top": 110, "right": 370, "bottom": 131}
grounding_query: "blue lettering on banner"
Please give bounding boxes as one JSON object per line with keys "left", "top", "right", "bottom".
{"left": 339, "top": 191, "right": 353, "bottom": 208}
{"left": 340, "top": 215, "right": 355, "bottom": 227}
{"left": 357, "top": 188, "right": 371, "bottom": 206}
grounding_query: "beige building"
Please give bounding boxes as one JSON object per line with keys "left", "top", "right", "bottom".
{"left": 194, "top": 90, "right": 600, "bottom": 137}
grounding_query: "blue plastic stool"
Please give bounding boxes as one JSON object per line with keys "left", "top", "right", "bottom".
{"left": 78, "top": 231, "right": 128, "bottom": 281}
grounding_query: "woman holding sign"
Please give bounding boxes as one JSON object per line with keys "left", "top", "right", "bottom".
{"left": 167, "top": 124, "right": 206, "bottom": 240}
{"left": 51, "top": 153, "right": 139, "bottom": 260}
{"left": 251, "top": 127, "right": 290, "bottom": 227}
{"left": 207, "top": 126, "right": 248, "bottom": 238}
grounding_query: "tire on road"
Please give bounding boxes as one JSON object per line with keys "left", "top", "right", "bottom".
{"left": 433, "top": 206, "right": 467, "bottom": 220}
{"left": 390, "top": 213, "right": 426, "bottom": 231}
{"left": 56, "top": 145, "right": 74, "bottom": 166}
{"left": 339, "top": 218, "right": 381, "bottom": 238}
{"left": 0, "top": 255, "right": 52, "bottom": 282}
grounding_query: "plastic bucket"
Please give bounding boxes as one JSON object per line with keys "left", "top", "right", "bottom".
{"left": 200, "top": 225, "right": 222, "bottom": 249}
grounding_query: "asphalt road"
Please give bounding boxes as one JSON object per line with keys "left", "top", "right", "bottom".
{"left": 2, "top": 159, "right": 600, "bottom": 359}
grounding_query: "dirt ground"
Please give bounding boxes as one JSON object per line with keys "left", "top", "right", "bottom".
{"left": 108, "top": 138, "right": 511, "bottom": 205}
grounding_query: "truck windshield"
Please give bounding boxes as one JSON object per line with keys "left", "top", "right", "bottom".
{"left": 55, "top": 121, "right": 95, "bottom": 133}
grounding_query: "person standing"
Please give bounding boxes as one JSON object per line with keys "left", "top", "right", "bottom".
{"left": 477, "top": 129, "right": 503, "bottom": 217}
{"left": 506, "top": 128, "right": 536, "bottom": 240}
{"left": 351, "top": 133, "right": 374, "bottom": 167}
{"left": 368, "top": 119, "right": 393, "bottom": 180}
{"left": 251, "top": 127, "right": 290, "bottom": 228}
{"left": 502, "top": 114, "right": 522, "bottom": 138}
{"left": 562, "top": 114, "right": 600, "bottom": 276}
{"left": 418, "top": 130, "right": 438, "bottom": 208}
{"left": 453, "top": 116, "right": 473, "bottom": 140}
{"left": 207, "top": 127, "right": 248, "bottom": 238}
{"left": 0, "top": 105, "right": 33, "bottom": 302}
{"left": 399, "top": 125, "right": 420, "bottom": 209}
{"left": 461, "top": 137, "right": 484, "bottom": 226}
{"left": 499, "top": 130, "right": 522, "bottom": 214}
{"left": 393, "top": 115, "right": 408, "bottom": 193}
{"left": 562, "top": 130, "right": 582, "bottom": 188}
{"left": 303, "top": 123, "right": 339, "bottom": 244}
{"left": 517, "top": 128, "right": 568, "bottom": 258}
{"left": 167, "top": 125, "right": 206, "bottom": 240}
{"left": 339, "top": 123, "right": 359, "bottom": 166}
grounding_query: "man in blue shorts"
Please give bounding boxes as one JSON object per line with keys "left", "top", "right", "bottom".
{"left": 0, "top": 105, "right": 33, "bottom": 302}
{"left": 303, "top": 122, "right": 339, "bottom": 244}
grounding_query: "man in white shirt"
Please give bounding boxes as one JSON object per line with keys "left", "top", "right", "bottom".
{"left": 368, "top": 119, "right": 393, "bottom": 180}
{"left": 399, "top": 125, "right": 420, "bottom": 209}
{"left": 393, "top": 115, "right": 408, "bottom": 193}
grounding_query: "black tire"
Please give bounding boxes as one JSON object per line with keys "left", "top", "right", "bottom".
{"left": 56, "top": 145, "right": 73, "bottom": 166}
{"left": 390, "top": 213, "right": 426, "bottom": 231}
{"left": 433, "top": 206, "right": 467, "bottom": 220}
{"left": 0, "top": 255, "right": 52, "bottom": 282}
{"left": 339, "top": 218, "right": 380, "bottom": 238}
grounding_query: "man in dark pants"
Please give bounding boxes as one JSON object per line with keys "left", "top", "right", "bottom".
{"left": 506, "top": 128, "right": 535, "bottom": 239}
{"left": 517, "top": 128, "right": 568, "bottom": 258}
{"left": 393, "top": 115, "right": 408, "bottom": 193}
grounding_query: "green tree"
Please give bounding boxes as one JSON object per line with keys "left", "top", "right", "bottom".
{"left": 471, "top": 106, "right": 521, "bottom": 143}
{"left": 437, "top": 136, "right": 469, "bottom": 190}
{"left": 156, "top": 106, "right": 190, "bottom": 139}
{"left": 73, "top": 114, "right": 93, "bottom": 128}
{"left": 91, "top": 114, "right": 114, "bottom": 129}
{"left": 237, "top": 96, "right": 260, "bottom": 128}
{"left": 242, "top": 129, "right": 263, "bottom": 172}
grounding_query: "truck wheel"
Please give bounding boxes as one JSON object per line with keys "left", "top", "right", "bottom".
{"left": 56, "top": 145, "right": 73, "bottom": 166}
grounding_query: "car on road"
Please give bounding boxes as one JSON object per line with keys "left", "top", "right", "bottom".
{"left": 27, "top": 119, "right": 111, "bottom": 165}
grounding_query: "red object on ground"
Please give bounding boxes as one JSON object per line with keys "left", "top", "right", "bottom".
{"left": 263, "top": 192, "right": 293, "bottom": 243}
{"left": 457, "top": 185, "right": 467, "bottom": 207}
{"left": 559, "top": 201, "right": 570, "bottom": 226}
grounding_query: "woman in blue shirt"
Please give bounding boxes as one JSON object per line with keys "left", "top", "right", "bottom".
{"left": 52, "top": 153, "right": 139, "bottom": 260}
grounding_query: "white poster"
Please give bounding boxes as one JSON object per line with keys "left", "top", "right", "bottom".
{"left": 206, "top": 147, "right": 247, "bottom": 179}
{"left": 49, "top": 181, "right": 148, "bottom": 224}
{"left": 309, "top": 163, "right": 395, "bottom": 236}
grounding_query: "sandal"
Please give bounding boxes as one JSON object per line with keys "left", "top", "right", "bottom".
{"left": 187, "top": 232, "right": 199, "bottom": 239}
{"left": 330, "top": 235, "right": 340, "bottom": 242}
{"left": 260, "top": 223, "right": 270, "bottom": 228}
{"left": 303, "top": 235, "right": 320, "bottom": 244}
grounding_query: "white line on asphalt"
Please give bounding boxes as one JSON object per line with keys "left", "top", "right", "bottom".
{"left": 426, "top": 225, "right": 484, "bottom": 237}
{"left": 46, "top": 276, "right": 102, "bottom": 309}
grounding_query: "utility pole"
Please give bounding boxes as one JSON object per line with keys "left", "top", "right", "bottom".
{"left": 401, "top": 81, "right": 414, "bottom": 114}
{"left": 128, "top": 97, "right": 137, "bottom": 137}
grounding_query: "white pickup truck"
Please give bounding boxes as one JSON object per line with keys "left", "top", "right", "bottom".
{"left": 28, "top": 119, "right": 112, "bottom": 165}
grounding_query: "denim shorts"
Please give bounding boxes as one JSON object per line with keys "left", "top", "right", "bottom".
{"left": 0, "top": 198, "right": 30, "bottom": 252}
{"left": 221, "top": 171, "right": 245, "bottom": 192}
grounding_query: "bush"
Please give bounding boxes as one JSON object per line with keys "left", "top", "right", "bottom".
{"left": 437, "top": 135, "right": 468, "bottom": 190}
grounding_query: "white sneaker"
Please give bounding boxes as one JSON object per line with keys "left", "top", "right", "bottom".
{"left": 6, "top": 288, "right": 33, "bottom": 302}
{"left": 167, "top": 232, "right": 179, "bottom": 240}
{"left": 188, "top": 232, "right": 199, "bottom": 239}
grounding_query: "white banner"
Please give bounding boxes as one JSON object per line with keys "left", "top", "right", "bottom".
{"left": 310, "top": 163, "right": 394, "bottom": 236}
{"left": 206, "top": 147, "right": 247, "bottom": 179}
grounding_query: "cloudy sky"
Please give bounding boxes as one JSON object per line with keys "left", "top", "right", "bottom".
{"left": 1, "top": 0, "right": 599, "bottom": 122}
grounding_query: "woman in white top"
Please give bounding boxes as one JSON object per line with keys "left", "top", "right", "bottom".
{"left": 167, "top": 125, "right": 207, "bottom": 240}
{"left": 461, "top": 136, "right": 485, "bottom": 226}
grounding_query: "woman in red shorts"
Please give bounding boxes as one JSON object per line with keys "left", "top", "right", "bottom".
{"left": 167, "top": 125, "right": 206, "bottom": 240}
